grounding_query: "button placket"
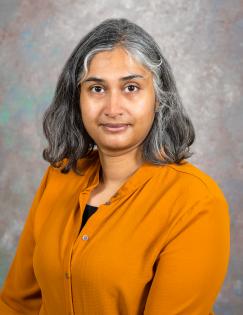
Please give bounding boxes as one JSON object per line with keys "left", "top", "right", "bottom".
{"left": 64, "top": 194, "right": 95, "bottom": 315}
{"left": 63, "top": 245, "right": 74, "bottom": 315}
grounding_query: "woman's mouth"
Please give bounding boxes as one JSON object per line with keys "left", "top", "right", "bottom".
{"left": 101, "top": 124, "right": 130, "bottom": 132}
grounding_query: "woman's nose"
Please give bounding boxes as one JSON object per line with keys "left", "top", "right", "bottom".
{"left": 104, "top": 90, "right": 123, "bottom": 116}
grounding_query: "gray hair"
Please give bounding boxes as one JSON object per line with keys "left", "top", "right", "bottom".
{"left": 42, "top": 18, "right": 195, "bottom": 175}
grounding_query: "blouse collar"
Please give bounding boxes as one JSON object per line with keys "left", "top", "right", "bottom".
{"left": 81, "top": 149, "right": 163, "bottom": 200}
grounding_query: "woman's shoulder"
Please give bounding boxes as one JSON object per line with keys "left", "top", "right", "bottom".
{"left": 152, "top": 160, "right": 230, "bottom": 227}
{"left": 156, "top": 160, "right": 227, "bottom": 203}
{"left": 48, "top": 149, "right": 99, "bottom": 179}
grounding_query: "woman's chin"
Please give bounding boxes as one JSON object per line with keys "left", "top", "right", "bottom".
{"left": 96, "top": 142, "right": 136, "bottom": 153}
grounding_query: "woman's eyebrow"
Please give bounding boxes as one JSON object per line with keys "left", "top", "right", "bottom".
{"left": 82, "top": 74, "right": 145, "bottom": 84}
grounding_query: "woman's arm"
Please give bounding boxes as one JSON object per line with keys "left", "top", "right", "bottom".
{"left": 0, "top": 165, "right": 52, "bottom": 314}
{"left": 143, "top": 194, "right": 230, "bottom": 315}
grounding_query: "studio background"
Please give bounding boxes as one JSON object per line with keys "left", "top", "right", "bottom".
{"left": 0, "top": 0, "right": 242, "bottom": 314}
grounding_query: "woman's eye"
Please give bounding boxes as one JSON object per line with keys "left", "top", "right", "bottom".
{"left": 90, "top": 86, "right": 104, "bottom": 93}
{"left": 89, "top": 84, "right": 139, "bottom": 94}
{"left": 125, "top": 85, "right": 139, "bottom": 93}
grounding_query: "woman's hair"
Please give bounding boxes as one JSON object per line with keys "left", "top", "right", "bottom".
{"left": 42, "top": 18, "right": 195, "bottom": 175}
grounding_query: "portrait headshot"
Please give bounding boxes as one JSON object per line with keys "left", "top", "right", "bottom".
{"left": 0, "top": 2, "right": 241, "bottom": 315}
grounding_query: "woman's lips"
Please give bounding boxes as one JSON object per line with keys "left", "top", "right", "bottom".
{"left": 101, "top": 124, "right": 130, "bottom": 132}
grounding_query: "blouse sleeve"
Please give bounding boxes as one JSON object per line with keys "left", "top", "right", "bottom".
{"left": 143, "top": 194, "right": 231, "bottom": 315}
{"left": 0, "top": 165, "right": 52, "bottom": 314}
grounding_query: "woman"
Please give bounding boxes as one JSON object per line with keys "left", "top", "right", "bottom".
{"left": 0, "top": 18, "right": 230, "bottom": 315}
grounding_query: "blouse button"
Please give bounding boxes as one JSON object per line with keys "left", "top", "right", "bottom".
{"left": 82, "top": 234, "right": 89, "bottom": 241}
{"left": 65, "top": 272, "right": 70, "bottom": 279}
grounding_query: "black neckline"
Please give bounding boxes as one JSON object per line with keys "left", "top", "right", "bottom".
{"left": 86, "top": 204, "right": 98, "bottom": 209}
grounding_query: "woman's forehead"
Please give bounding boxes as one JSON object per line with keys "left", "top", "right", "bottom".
{"left": 87, "top": 47, "right": 151, "bottom": 75}
{"left": 81, "top": 73, "right": 151, "bottom": 86}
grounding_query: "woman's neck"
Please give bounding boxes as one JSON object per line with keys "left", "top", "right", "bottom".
{"left": 97, "top": 148, "right": 143, "bottom": 187}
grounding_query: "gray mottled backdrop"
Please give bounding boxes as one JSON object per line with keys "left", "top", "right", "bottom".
{"left": 0, "top": 0, "right": 242, "bottom": 314}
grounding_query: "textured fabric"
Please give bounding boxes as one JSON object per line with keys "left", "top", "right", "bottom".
{"left": 0, "top": 149, "right": 230, "bottom": 315}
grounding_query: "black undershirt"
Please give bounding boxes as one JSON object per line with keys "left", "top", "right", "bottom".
{"left": 79, "top": 204, "right": 98, "bottom": 232}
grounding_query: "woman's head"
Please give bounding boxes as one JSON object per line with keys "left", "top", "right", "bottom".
{"left": 42, "top": 18, "right": 195, "bottom": 174}
{"left": 79, "top": 46, "right": 157, "bottom": 161}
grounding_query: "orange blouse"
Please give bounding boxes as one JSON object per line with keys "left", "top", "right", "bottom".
{"left": 0, "top": 150, "right": 230, "bottom": 315}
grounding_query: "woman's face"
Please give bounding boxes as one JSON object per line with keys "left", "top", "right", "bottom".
{"left": 79, "top": 46, "right": 157, "bottom": 156}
